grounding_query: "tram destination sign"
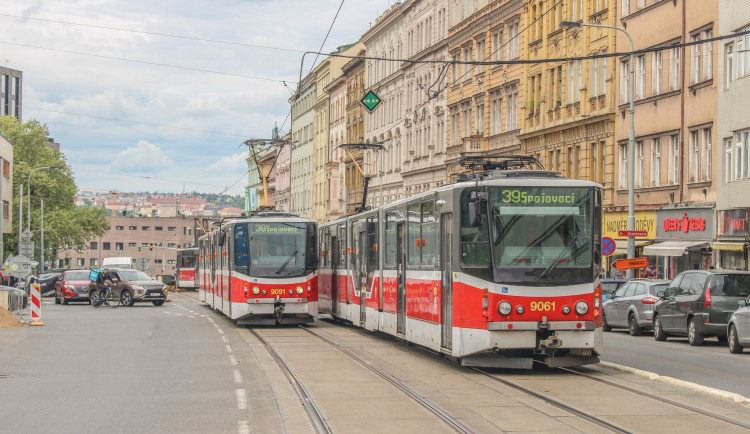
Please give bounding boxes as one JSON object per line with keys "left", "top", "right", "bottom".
{"left": 612, "top": 257, "right": 649, "bottom": 270}
{"left": 618, "top": 230, "right": 648, "bottom": 237}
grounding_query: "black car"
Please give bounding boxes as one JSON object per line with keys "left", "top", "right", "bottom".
{"left": 653, "top": 270, "right": 750, "bottom": 345}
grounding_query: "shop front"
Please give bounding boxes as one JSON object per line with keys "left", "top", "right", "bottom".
{"left": 713, "top": 209, "right": 749, "bottom": 270}
{"left": 643, "top": 207, "right": 715, "bottom": 279}
{"left": 603, "top": 210, "right": 656, "bottom": 279}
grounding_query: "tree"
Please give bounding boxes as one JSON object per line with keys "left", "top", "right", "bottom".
{"left": 0, "top": 116, "right": 109, "bottom": 267}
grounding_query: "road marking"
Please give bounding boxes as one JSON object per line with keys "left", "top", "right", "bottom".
{"left": 233, "top": 369, "right": 243, "bottom": 383}
{"left": 222, "top": 336, "right": 229, "bottom": 343}
{"left": 235, "top": 389, "right": 247, "bottom": 410}
{"left": 229, "top": 355, "right": 238, "bottom": 366}
{"left": 238, "top": 420, "right": 250, "bottom": 434}
{"left": 217, "top": 328, "right": 225, "bottom": 335}
{"left": 226, "top": 344, "right": 232, "bottom": 353}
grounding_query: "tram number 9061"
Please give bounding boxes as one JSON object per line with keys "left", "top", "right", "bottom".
{"left": 530, "top": 301, "right": 556, "bottom": 312}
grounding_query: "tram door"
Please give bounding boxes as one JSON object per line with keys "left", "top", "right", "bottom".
{"left": 440, "top": 213, "right": 453, "bottom": 350}
{"left": 358, "top": 230, "right": 367, "bottom": 325}
{"left": 396, "top": 222, "right": 406, "bottom": 335}
{"left": 330, "top": 235, "right": 338, "bottom": 316}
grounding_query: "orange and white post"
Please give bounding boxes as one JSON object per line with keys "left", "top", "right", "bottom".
{"left": 30, "top": 283, "right": 44, "bottom": 326}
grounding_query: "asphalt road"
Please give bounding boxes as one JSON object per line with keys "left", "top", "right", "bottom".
{"left": 601, "top": 329, "right": 750, "bottom": 397}
{"left": 0, "top": 295, "right": 247, "bottom": 433}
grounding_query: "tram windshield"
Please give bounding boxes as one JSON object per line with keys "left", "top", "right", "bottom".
{"left": 489, "top": 187, "right": 593, "bottom": 280}
{"left": 244, "top": 222, "right": 308, "bottom": 277}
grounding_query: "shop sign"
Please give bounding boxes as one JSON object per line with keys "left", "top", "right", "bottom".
{"left": 603, "top": 210, "right": 656, "bottom": 239}
{"left": 719, "top": 209, "right": 750, "bottom": 236}
{"left": 655, "top": 208, "right": 714, "bottom": 240}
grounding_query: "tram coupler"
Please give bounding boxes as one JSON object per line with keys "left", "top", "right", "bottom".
{"left": 539, "top": 334, "right": 562, "bottom": 349}
{"left": 274, "top": 303, "right": 285, "bottom": 322}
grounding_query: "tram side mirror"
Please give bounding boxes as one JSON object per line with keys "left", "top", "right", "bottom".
{"left": 218, "top": 232, "right": 226, "bottom": 247}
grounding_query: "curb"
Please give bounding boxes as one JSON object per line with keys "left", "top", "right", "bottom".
{"left": 599, "top": 361, "right": 750, "bottom": 405}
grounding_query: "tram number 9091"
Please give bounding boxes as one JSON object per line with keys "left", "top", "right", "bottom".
{"left": 530, "top": 301, "right": 556, "bottom": 312}
{"left": 270, "top": 288, "right": 286, "bottom": 295}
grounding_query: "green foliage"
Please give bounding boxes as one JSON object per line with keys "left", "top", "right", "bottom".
{"left": 0, "top": 116, "right": 109, "bottom": 264}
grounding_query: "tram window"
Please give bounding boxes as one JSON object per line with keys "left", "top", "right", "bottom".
{"left": 367, "top": 217, "right": 378, "bottom": 268}
{"left": 407, "top": 203, "right": 421, "bottom": 266}
{"left": 384, "top": 216, "right": 397, "bottom": 269}
{"left": 460, "top": 190, "right": 490, "bottom": 267}
{"left": 234, "top": 224, "right": 249, "bottom": 272}
{"left": 421, "top": 201, "right": 437, "bottom": 267}
{"left": 338, "top": 226, "right": 346, "bottom": 267}
{"left": 306, "top": 223, "right": 317, "bottom": 269}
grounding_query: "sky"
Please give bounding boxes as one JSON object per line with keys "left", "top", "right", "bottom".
{"left": 1, "top": 0, "right": 396, "bottom": 195}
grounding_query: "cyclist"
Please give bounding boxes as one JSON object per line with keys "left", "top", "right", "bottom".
{"left": 94, "top": 268, "right": 115, "bottom": 305}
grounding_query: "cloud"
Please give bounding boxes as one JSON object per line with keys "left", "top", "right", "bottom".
{"left": 207, "top": 152, "right": 249, "bottom": 172}
{"left": 111, "top": 140, "right": 173, "bottom": 172}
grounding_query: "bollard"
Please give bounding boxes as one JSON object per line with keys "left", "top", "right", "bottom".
{"left": 29, "top": 283, "right": 44, "bottom": 326}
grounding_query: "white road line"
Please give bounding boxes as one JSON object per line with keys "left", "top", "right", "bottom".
{"left": 225, "top": 344, "right": 233, "bottom": 353}
{"left": 222, "top": 336, "right": 229, "bottom": 343}
{"left": 238, "top": 420, "right": 250, "bottom": 434}
{"left": 230, "top": 355, "right": 238, "bottom": 366}
{"left": 233, "top": 369, "right": 243, "bottom": 383}
{"left": 235, "top": 389, "right": 247, "bottom": 410}
{"left": 217, "top": 328, "right": 225, "bottom": 335}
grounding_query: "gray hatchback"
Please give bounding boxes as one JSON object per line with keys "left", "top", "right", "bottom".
{"left": 653, "top": 270, "right": 750, "bottom": 345}
{"left": 602, "top": 279, "right": 669, "bottom": 335}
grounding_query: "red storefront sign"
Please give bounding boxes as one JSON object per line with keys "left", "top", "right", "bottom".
{"left": 663, "top": 213, "right": 706, "bottom": 233}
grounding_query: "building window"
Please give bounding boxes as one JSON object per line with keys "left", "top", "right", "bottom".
{"left": 620, "top": 143, "right": 628, "bottom": 188}
{"left": 508, "top": 21, "right": 519, "bottom": 59}
{"left": 726, "top": 138, "right": 734, "bottom": 183}
{"left": 2, "top": 159, "right": 9, "bottom": 178}
{"left": 568, "top": 60, "right": 582, "bottom": 103}
{"left": 77, "top": 258, "right": 85, "bottom": 267}
{"left": 704, "top": 127, "right": 712, "bottom": 181}
{"left": 155, "top": 226, "right": 163, "bottom": 231}
{"left": 128, "top": 242, "right": 137, "bottom": 247}
{"left": 116, "top": 242, "right": 123, "bottom": 251}
{"left": 652, "top": 138, "right": 661, "bottom": 187}
{"left": 637, "top": 55, "right": 646, "bottom": 98}
{"left": 620, "top": 59, "right": 631, "bottom": 103}
{"left": 739, "top": 30, "right": 750, "bottom": 80}
{"left": 155, "top": 259, "right": 163, "bottom": 264}
{"left": 168, "top": 243, "right": 177, "bottom": 248}
{"left": 726, "top": 43, "right": 735, "bottom": 89}
{"left": 622, "top": 0, "right": 630, "bottom": 17}
{"left": 129, "top": 226, "right": 137, "bottom": 230}
{"left": 653, "top": 50, "right": 662, "bottom": 95}
{"left": 636, "top": 141, "right": 644, "bottom": 187}
{"left": 90, "top": 242, "right": 97, "bottom": 250}
{"left": 491, "top": 28, "right": 503, "bottom": 62}
{"left": 506, "top": 86, "right": 518, "bottom": 130}
{"left": 142, "top": 226, "right": 150, "bottom": 231}
{"left": 671, "top": 135, "right": 679, "bottom": 184}
{"left": 671, "top": 47, "right": 681, "bottom": 90}
{"left": 168, "top": 226, "right": 176, "bottom": 231}
{"left": 476, "top": 39, "right": 485, "bottom": 74}
{"left": 90, "top": 259, "right": 98, "bottom": 267}
{"left": 2, "top": 200, "right": 9, "bottom": 219}
{"left": 490, "top": 91, "right": 502, "bottom": 135}
{"left": 691, "top": 130, "right": 700, "bottom": 182}
{"left": 475, "top": 103, "right": 484, "bottom": 135}
{"left": 103, "top": 242, "right": 111, "bottom": 250}
{"left": 116, "top": 226, "right": 124, "bottom": 230}
{"left": 168, "top": 259, "right": 176, "bottom": 265}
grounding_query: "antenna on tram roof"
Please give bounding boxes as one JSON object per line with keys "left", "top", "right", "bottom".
{"left": 449, "top": 155, "right": 544, "bottom": 172}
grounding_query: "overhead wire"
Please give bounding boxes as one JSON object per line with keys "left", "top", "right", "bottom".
{"left": 308, "top": 0, "right": 347, "bottom": 75}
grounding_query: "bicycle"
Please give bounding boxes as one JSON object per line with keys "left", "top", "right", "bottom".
{"left": 91, "top": 285, "right": 119, "bottom": 308}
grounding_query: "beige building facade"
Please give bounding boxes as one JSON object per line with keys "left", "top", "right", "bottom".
{"left": 343, "top": 50, "right": 367, "bottom": 214}
{"left": 446, "top": 0, "right": 525, "bottom": 181}
{"left": 401, "top": 0, "right": 450, "bottom": 198}
{"left": 290, "top": 73, "right": 316, "bottom": 219}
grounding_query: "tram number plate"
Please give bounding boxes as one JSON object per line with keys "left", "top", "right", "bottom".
{"left": 530, "top": 301, "right": 556, "bottom": 312}
{"left": 270, "top": 289, "right": 286, "bottom": 295}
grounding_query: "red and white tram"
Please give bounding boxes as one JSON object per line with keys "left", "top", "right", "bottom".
{"left": 198, "top": 212, "right": 318, "bottom": 325}
{"left": 319, "top": 157, "right": 603, "bottom": 368}
{"left": 176, "top": 247, "right": 199, "bottom": 290}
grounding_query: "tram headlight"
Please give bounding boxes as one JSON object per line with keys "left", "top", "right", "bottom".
{"left": 252, "top": 287, "right": 260, "bottom": 295}
{"left": 515, "top": 305, "right": 525, "bottom": 315}
{"left": 562, "top": 305, "right": 571, "bottom": 315}
{"left": 575, "top": 301, "right": 589, "bottom": 315}
{"left": 498, "top": 301, "right": 512, "bottom": 316}
{"left": 296, "top": 286, "right": 304, "bottom": 295}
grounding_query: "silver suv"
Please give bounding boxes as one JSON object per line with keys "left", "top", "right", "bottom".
{"left": 602, "top": 279, "right": 669, "bottom": 335}
{"left": 653, "top": 270, "right": 750, "bottom": 345}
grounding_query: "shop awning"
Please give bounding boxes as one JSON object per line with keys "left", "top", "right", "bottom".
{"left": 643, "top": 241, "right": 709, "bottom": 257}
{"left": 614, "top": 240, "right": 652, "bottom": 254}
{"left": 711, "top": 242, "right": 746, "bottom": 251}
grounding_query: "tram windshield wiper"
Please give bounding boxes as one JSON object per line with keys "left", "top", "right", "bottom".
{"left": 540, "top": 232, "right": 579, "bottom": 279}
{"left": 276, "top": 250, "right": 298, "bottom": 275}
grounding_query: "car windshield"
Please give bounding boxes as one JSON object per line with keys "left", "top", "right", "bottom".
{"left": 602, "top": 281, "right": 624, "bottom": 295}
{"left": 711, "top": 274, "right": 750, "bottom": 297}
{"left": 65, "top": 271, "right": 90, "bottom": 280}
{"left": 118, "top": 270, "right": 153, "bottom": 281}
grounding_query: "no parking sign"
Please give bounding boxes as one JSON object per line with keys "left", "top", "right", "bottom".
{"left": 601, "top": 237, "right": 616, "bottom": 256}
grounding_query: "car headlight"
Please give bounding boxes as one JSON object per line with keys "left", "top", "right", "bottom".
{"left": 252, "top": 287, "right": 260, "bottom": 295}
{"left": 296, "top": 286, "right": 304, "bottom": 295}
{"left": 498, "top": 301, "right": 512, "bottom": 316}
{"left": 575, "top": 301, "right": 589, "bottom": 315}
{"left": 64, "top": 284, "right": 75, "bottom": 290}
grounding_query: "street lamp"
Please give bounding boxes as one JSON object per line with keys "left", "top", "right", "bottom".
{"left": 27, "top": 166, "right": 62, "bottom": 271}
{"left": 561, "top": 20, "right": 636, "bottom": 278}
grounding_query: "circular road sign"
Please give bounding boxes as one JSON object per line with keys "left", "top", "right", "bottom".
{"left": 601, "top": 237, "right": 616, "bottom": 257}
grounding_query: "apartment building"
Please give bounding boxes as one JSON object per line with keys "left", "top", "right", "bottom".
{"left": 446, "top": 0, "right": 525, "bottom": 180}
{"left": 0, "top": 66, "right": 22, "bottom": 121}
{"left": 289, "top": 73, "right": 316, "bottom": 218}
{"left": 342, "top": 50, "right": 367, "bottom": 214}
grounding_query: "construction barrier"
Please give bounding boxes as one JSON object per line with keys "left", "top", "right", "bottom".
{"left": 30, "top": 283, "right": 43, "bottom": 326}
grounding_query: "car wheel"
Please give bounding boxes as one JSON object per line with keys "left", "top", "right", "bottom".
{"left": 653, "top": 315, "right": 667, "bottom": 341}
{"left": 55, "top": 293, "right": 61, "bottom": 304}
{"left": 728, "top": 325, "right": 744, "bottom": 354}
{"left": 152, "top": 300, "right": 165, "bottom": 307}
{"left": 629, "top": 314, "right": 643, "bottom": 336}
{"left": 120, "top": 290, "right": 135, "bottom": 307}
{"left": 602, "top": 312, "right": 612, "bottom": 332}
{"left": 688, "top": 317, "right": 704, "bottom": 346}
{"left": 62, "top": 297, "right": 68, "bottom": 305}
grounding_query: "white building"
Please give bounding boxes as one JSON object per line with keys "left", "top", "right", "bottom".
{"left": 289, "top": 73, "right": 316, "bottom": 218}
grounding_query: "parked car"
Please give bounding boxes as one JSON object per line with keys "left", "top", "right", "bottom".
{"left": 653, "top": 270, "right": 750, "bottom": 345}
{"left": 88, "top": 269, "right": 167, "bottom": 307}
{"left": 601, "top": 279, "right": 628, "bottom": 302}
{"left": 728, "top": 295, "right": 750, "bottom": 354}
{"left": 25, "top": 272, "right": 61, "bottom": 297}
{"left": 54, "top": 269, "right": 92, "bottom": 304}
{"left": 602, "top": 278, "right": 669, "bottom": 335}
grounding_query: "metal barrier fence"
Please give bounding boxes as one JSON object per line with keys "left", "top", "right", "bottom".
{"left": 1, "top": 287, "right": 27, "bottom": 313}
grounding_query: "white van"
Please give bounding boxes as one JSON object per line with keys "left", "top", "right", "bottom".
{"left": 102, "top": 257, "right": 134, "bottom": 269}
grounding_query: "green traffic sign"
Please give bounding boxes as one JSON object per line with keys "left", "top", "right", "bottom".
{"left": 360, "top": 90, "right": 382, "bottom": 112}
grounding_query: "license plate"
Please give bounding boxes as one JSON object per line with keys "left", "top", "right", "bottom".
{"left": 150, "top": 293, "right": 162, "bottom": 297}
